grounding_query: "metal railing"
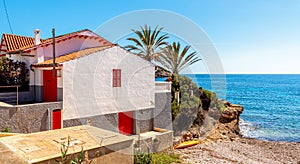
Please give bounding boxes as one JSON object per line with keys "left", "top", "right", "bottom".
{"left": 0, "top": 85, "right": 20, "bottom": 105}
{"left": 155, "top": 82, "right": 171, "bottom": 92}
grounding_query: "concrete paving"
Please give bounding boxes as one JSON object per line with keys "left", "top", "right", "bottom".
{"left": 0, "top": 125, "right": 134, "bottom": 163}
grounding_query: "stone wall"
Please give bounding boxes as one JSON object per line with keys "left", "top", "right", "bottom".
{"left": 0, "top": 102, "right": 62, "bottom": 133}
{"left": 133, "top": 108, "right": 154, "bottom": 134}
{"left": 154, "top": 92, "right": 172, "bottom": 130}
{"left": 63, "top": 113, "right": 119, "bottom": 133}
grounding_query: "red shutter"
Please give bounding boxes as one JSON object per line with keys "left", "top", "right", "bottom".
{"left": 112, "top": 69, "right": 121, "bottom": 87}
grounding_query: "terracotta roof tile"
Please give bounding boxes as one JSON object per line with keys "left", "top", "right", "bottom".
{"left": 1, "top": 29, "right": 112, "bottom": 54}
{"left": 31, "top": 45, "right": 116, "bottom": 67}
{"left": 2, "top": 34, "right": 35, "bottom": 52}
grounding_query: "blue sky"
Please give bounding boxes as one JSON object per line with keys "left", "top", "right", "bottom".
{"left": 1, "top": 0, "right": 299, "bottom": 74}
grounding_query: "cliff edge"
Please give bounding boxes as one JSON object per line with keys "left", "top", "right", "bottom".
{"left": 179, "top": 99, "right": 244, "bottom": 143}
{"left": 204, "top": 100, "right": 244, "bottom": 142}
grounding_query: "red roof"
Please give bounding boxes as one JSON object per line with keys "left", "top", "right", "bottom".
{"left": 31, "top": 45, "right": 116, "bottom": 68}
{"left": 0, "top": 29, "right": 112, "bottom": 54}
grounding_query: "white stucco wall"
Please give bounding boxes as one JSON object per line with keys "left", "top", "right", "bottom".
{"left": 43, "top": 37, "right": 105, "bottom": 59}
{"left": 63, "top": 46, "right": 155, "bottom": 120}
{"left": 34, "top": 69, "right": 43, "bottom": 86}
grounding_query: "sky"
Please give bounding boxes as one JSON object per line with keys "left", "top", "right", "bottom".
{"left": 1, "top": 0, "right": 299, "bottom": 74}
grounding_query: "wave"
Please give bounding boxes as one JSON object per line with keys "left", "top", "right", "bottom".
{"left": 239, "top": 119, "right": 258, "bottom": 138}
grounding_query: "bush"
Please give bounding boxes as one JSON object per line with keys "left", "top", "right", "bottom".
{"left": 171, "top": 100, "right": 180, "bottom": 120}
{"left": 170, "top": 75, "right": 201, "bottom": 119}
{"left": 2, "top": 128, "right": 9, "bottom": 132}
{"left": 0, "top": 57, "right": 29, "bottom": 87}
{"left": 152, "top": 152, "right": 181, "bottom": 164}
{"left": 217, "top": 100, "right": 226, "bottom": 111}
{"left": 134, "top": 150, "right": 152, "bottom": 164}
{"left": 134, "top": 151, "right": 182, "bottom": 164}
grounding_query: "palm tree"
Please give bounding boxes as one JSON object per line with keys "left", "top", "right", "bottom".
{"left": 158, "top": 42, "right": 201, "bottom": 75}
{"left": 125, "top": 25, "right": 169, "bottom": 62}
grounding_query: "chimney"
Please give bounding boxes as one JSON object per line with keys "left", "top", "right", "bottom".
{"left": 34, "top": 29, "right": 41, "bottom": 45}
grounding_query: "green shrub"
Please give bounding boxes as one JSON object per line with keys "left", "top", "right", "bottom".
{"left": 170, "top": 75, "right": 201, "bottom": 120}
{"left": 55, "top": 136, "right": 87, "bottom": 164}
{"left": 152, "top": 152, "right": 182, "bottom": 164}
{"left": 134, "top": 151, "right": 182, "bottom": 164}
{"left": 0, "top": 57, "right": 29, "bottom": 86}
{"left": 2, "top": 128, "right": 9, "bottom": 133}
{"left": 171, "top": 100, "right": 180, "bottom": 120}
{"left": 217, "top": 100, "right": 226, "bottom": 111}
{"left": 134, "top": 150, "right": 152, "bottom": 164}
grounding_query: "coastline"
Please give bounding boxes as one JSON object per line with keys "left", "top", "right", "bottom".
{"left": 175, "top": 137, "right": 300, "bottom": 164}
{"left": 174, "top": 99, "right": 300, "bottom": 163}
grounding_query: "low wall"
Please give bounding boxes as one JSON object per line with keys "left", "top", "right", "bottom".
{"left": 0, "top": 102, "right": 62, "bottom": 133}
{"left": 134, "top": 130, "right": 173, "bottom": 153}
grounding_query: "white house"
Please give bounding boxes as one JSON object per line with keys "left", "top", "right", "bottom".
{"left": 0, "top": 29, "right": 172, "bottom": 137}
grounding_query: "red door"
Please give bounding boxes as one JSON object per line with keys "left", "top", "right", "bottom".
{"left": 118, "top": 111, "right": 133, "bottom": 135}
{"left": 43, "top": 70, "right": 57, "bottom": 102}
{"left": 52, "top": 109, "right": 61, "bottom": 130}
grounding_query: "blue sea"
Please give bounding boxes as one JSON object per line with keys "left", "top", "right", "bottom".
{"left": 181, "top": 74, "right": 300, "bottom": 142}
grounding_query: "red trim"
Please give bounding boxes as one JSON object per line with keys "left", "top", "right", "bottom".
{"left": 32, "top": 64, "right": 63, "bottom": 68}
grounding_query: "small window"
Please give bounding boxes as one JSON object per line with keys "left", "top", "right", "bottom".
{"left": 112, "top": 69, "right": 121, "bottom": 87}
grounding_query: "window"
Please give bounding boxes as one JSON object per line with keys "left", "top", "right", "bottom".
{"left": 112, "top": 69, "right": 121, "bottom": 87}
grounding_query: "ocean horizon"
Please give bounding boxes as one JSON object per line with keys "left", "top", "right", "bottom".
{"left": 163, "top": 74, "right": 300, "bottom": 142}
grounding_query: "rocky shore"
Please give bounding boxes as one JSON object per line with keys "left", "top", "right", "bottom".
{"left": 174, "top": 100, "right": 300, "bottom": 163}
{"left": 175, "top": 137, "right": 300, "bottom": 164}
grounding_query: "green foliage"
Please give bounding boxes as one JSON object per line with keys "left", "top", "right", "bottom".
{"left": 217, "top": 100, "right": 226, "bottom": 111}
{"left": 125, "top": 25, "right": 169, "bottom": 62}
{"left": 203, "top": 89, "right": 215, "bottom": 99}
{"left": 159, "top": 42, "right": 201, "bottom": 75}
{"left": 171, "top": 100, "right": 180, "bottom": 120}
{"left": 2, "top": 128, "right": 9, "bottom": 133}
{"left": 55, "top": 136, "right": 89, "bottom": 164}
{"left": 0, "top": 57, "right": 29, "bottom": 86}
{"left": 181, "top": 92, "right": 190, "bottom": 102}
{"left": 134, "top": 151, "right": 182, "bottom": 164}
{"left": 170, "top": 75, "right": 201, "bottom": 120}
{"left": 134, "top": 150, "right": 152, "bottom": 164}
{"left": 151, "top": 152, "right": 182, "bottom": 164}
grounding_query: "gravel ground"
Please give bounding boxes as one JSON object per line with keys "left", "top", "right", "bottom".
{"left": 175, "top": 137, "right": 300, "bottom": 164}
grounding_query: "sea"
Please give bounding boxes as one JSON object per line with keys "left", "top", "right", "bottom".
{"left": 158, "top": 74, "right": 300, "bottom": 142}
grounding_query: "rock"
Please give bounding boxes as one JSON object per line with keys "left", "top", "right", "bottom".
{"left": 205, "top": 101, "right": 244, "bottom": 142}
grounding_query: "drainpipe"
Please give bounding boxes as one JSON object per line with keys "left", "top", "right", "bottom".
{"left": 48, "top": 108, "right": 52, "bottom": 130}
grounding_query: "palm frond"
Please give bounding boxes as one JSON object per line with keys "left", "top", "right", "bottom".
{"left": 159, "top": 42, "right": 201, "bottom": 75}
{"left": 125, "top": 25, "right": 169, "bottom": 62}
